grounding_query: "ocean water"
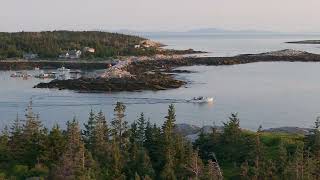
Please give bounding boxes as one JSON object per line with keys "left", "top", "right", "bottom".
{"left": 1, "top": 34, "right": 320, "bottom": 130}
{"left": 147, "top": 33, "right": 320, "bottom": 57}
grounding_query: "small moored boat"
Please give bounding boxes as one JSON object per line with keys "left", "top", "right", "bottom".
{"left": 57, "top": 66, "right": 70, "bottom": 72}
{"left": 10, "top": 71, "right": 32, "bottom": 78}
{"left": 188, "top": 96, "right": 214, "bottom": 103}
{"left": 34, "top": 72, "right": 56, "bottom": 79}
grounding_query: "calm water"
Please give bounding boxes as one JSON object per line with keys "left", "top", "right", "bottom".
{"left": 1, "top": 34, "right": 320, "bottom": 130}
{"left": 1, "top": 62, "right": 320, "bottom": 130}
{"left": 148, "top": 33, "right": 320, "bottom": 57}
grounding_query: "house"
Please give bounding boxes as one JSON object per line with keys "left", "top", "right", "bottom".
{"left": 83, "top": 47, "right": 95, "bottom": 53}
{"left": 59, "top": 52, "right": 69, "bottom": 59}
{"left": 23, "top": 53, "right": 38, "bottom": 60}
{"left": 59, "top": 50, "right": 82, "bottom": 59}
{"left": 69, "top": 50, "right": 82, "bottom": 59}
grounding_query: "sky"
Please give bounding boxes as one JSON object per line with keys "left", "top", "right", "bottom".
{"left": 1, "top": 0, "right": 320, "bottom": 32}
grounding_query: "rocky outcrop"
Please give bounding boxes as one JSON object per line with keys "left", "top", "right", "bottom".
{"left": 33, "top": 49, "right": 320, "bottom": 93}
{"left": 140, "top": 39, "right": 164, "bottom": 48}
{"left": 250, "top": 49, "right": 311, "bottom": 57}
{"left": 174, "top": 124, "right": 224, "bottom": 142}
{"left": 35, "top": 72, "right": 185, "bottom": 92}
{"left": 174, "top": 124, "right": 201, "bottom": 136}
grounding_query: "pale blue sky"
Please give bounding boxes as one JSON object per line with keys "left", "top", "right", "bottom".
{"left": 1, "top": 0, "right": 319, "bottom": 32}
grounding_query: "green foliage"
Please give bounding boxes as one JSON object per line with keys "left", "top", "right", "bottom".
{"left": 11, "top": 165, "right": 28, "bottom": 179}
{"left": 1, "top": 103, "right": 319, "bottom": 179}
{"left": 0, "top": 31, "right": 159, "bottom": 59}
{"left": 111, "top": 102, "right": 129, "bottom": 148}
{"left": 83, "top": 109, "right": 96, "bottom": 151}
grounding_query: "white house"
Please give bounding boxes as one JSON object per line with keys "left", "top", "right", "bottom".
{"left": 23, "top": 53, "right": 38, "bottom": 60}
{"left": 69, "top": 50, "right": 82, "bottom": 59}
{"left": 83, "top": 47, "right": 95, "bottom": 53}
{"left": 59, "top": 50, "right": 82, "bottom": 59}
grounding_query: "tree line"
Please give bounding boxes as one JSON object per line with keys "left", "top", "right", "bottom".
{"left": 0, "top": 31, "right": 157, "bottom": 59}
{"left": 0, "top": 101, "right": 320, "bottom": 179}
{"left": 0, "top": 102, "right": 221, "bottom": 179}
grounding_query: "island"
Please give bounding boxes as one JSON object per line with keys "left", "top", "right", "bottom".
{"left": 286, "top": 40, "right": 320, "bottom": 44}
{"left": 0, "top": 31, "right": 203, "bottom": 60}
{"left": 2, "top": 31, "right": 320, "bottom": 93}
{"left": 34, "top": 49, "right": 320, "bottom": 92}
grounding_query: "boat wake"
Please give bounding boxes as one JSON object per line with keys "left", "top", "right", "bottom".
{"left": 18, "top": 94, "right": 213, "bottom": 107}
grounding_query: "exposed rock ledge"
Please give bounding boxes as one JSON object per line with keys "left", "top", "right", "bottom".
{"left": 34, "top": 49, "right": 320, "bottom": 93}
{"left": 240, "top": 49, "right": 313, "bottom": 57}
{"left": 35, "top": 73, "right": 185, "bottom": 92}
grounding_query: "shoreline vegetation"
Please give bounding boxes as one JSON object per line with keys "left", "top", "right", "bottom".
{"left": 0, "top": 31, "right": 204, "bottom": 60}
{"left": 1, "top": 102, "right": 320, "bottom": 179}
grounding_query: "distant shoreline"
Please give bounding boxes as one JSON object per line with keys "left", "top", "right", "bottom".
{"left": 286, "top": 40, "right": 320, "bottom": 44}
{"left": 32, "top": 49, "right": 320, "bottom": 93}
{"left": 1, "top": 49, "right": 320, "bottom": 71}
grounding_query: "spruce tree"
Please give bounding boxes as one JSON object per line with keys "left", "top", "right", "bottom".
{"left": 174, "top": 135, "right": 190, "bottom": 178}
{"left": 22, "top": 100, "right": 45, "bottom": 166}
{"left": 92, "top": 110, "right": 110, "bottom": 169}
{"left": 110, "top": 139, "right": 126, "bottom": 179}
{"left": 203, "top": 160, "right": 223, "bottom": 180}
{"left": 144, "top": 122, "right": 162, "bottom": 175}
{"left": 277, "top": 141, "right": 288, "bottom": 178}
{"left": 252, "top": 126, "right": 265, "bottom": 179}
{"left": 130, "top": 121, "right": 139, "bottom": 144}
{"left": 240, "top": 161, "right": 250, "bottom": 180}
{"left": 137, "top": 113, "right": 147, "bottom": 146}
{"left": 161, "top": 104, "right": 177, "bottom": 180}
{"left": 285, "top": 144, "right": 304, "bottom": 179}
{"left": 162, "top": 104, "right": 176, "bottom": 143}
{"left": 0, "top": 126, "right": 10, "bottom": 169}
{"left": 111, "top": 102, "right": 128, "bottom": 149}
{"left": 221, "top": 113, "right": 242, "bottom": 163}
{"left": 304, "top": 148, "right": 316, "bottom": 180}
{"left": 9, "top": 114, "right": 24, "bottom": 162}
{"left": 46, "top": 124, "right": 66, "bottom": 166}
{"left": 54, "top": 118, "right": 95, "bottom": 179}
{"left": 83, "top": 109, "right": 97, "bottom": 151}
{"left": 312, "top": 117, "right": 320, "bottom": 179}
{"left": 137, "top": 150, "right": 155, "bottom": 178}
{"left": 186, "top": 149, "right": 203, "bottom": 180}
{"left": 160, "top": 150, "right": 176, "bottom": 180}
{"left": 23, "top": 100, "right": 42, "bottom": 138}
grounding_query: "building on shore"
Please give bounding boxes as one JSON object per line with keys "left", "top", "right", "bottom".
{"left": 134, "top": 44, "right": 141, "bottom": 48}
{"left": 59, "top": 50, "right": 82, "bottom": 59}
{"left": 83, "top": 47, "right": 95, "bottom": 53}
{"left": 23, "top": 53, "right": 38, "bottom": 60}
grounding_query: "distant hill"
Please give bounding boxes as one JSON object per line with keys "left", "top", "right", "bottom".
{"left": 116, "top": 28, "right": 276, "bottom": 36}
{"left": 186, "top": 28, "right": 274, "bottom": 34}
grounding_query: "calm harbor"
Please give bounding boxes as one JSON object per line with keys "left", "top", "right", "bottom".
{"left": 2, "top": 60, "right": 320, "bottom": 130}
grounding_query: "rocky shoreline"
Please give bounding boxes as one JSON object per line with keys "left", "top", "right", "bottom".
{"left": 34, "top": 66, "right": 186, "bottom": 92}
{"left": 33, "top": 49, "right": 320, "bottom": 92}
